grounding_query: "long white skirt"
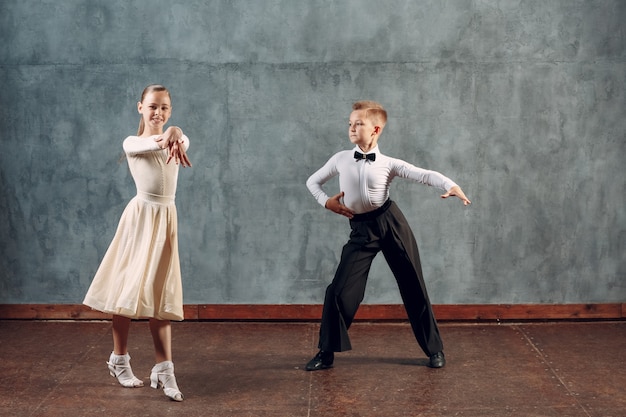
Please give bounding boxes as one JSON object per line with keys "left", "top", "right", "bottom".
{"left": 84, "top": 194, "right": 184, "bottom": 321}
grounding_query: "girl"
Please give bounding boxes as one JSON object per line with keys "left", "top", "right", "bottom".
{"left": 84, "top": 84, "right": 191, "bottom": 401}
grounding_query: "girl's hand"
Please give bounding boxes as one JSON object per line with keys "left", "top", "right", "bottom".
{"left": 155, "top": 127, "right": 192, "bottom": 167}
{"left": 155, "top": 126, "right": 182, "bottom": 148}
{"left": 441, "top": 185, "right": 471, "bottom": 206}
{"left": 325, "top": 192, "right": 355, "bottom": 219}
{"left": 167, "top": 139, "right": 192, "bottom": 167}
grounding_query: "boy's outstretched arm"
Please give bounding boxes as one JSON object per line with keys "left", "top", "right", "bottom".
{"left": 325, "top": 191, "right": 355, "bottom": 219}
{"left": 441, "top": 185, "right": 471, "bottom": 206}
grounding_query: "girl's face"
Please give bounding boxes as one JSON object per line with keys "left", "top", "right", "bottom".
{"left": 137, "top": 91, "right": 172, "bottom": 135}
{"left": 348, "top": 110, "right": 379, "bottom": 151}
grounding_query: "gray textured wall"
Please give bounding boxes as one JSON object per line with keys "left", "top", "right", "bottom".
{"left": 1, "top": 0, "right": 624, "bottom": 305}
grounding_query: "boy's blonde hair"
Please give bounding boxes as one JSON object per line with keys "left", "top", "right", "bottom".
{"left": 352, "top": 101, "right": 387, "bottom": 128}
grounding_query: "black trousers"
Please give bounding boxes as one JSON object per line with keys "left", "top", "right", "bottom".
{"left": 318, "top": 200, "right": 444, "bottom": 357}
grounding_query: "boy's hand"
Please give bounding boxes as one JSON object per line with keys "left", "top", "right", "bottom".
{"left": 325, "top": 192, "right": 355, "bottom": 219}
{"left": 441, "top": 185, "right": 471, "bottom": 206}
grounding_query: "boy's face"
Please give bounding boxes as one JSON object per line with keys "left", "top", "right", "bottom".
{"left": 349, "top": 110, "right": 380, "bottom": 150}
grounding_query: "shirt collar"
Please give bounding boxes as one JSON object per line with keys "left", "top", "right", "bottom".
{"left": 354, "top": 145, "right": 380, "bottom": 155}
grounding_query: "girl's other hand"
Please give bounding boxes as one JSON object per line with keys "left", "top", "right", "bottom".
{"left": 167, "top": 139, "right": 192, "bottom": 167}
{"left": 155, "top": 127, "right": 192, "bottom": 167}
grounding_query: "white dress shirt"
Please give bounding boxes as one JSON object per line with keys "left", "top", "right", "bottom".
{"left": 306, "top": 145, "right": 458, "bottom": 214}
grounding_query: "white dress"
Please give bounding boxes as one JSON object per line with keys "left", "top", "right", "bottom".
{"left": 83, "top": 135, "right": 189, "bottom": 321}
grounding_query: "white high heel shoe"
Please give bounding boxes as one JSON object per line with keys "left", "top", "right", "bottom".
{"left": 150, "top": 361, "right": 184, "bottom": 402}
{"left": 106, "top": 352, "right": 144, "bottom": 388}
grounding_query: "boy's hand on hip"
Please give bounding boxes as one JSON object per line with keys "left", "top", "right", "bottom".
{"left": 326, "top": 192, "right": 355, "bottom": 219}
{"left": 441, "top": 186, "right": 471, "bottom": 206}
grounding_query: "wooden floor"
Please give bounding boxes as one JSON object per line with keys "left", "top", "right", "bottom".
{"left": 1, "top": 320, "right": 625, "bottom": 416}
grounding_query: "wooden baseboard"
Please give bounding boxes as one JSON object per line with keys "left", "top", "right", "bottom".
{"left": 0, "top": 303, "right": 624, "bottom": 321}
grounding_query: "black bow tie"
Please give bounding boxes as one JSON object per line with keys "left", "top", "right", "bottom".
{"left": 354, "top": 151, "right": 376, "bottom": 162}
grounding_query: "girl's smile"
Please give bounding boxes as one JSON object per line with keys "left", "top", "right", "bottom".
{"left": 137, "top": 91, "right": 172, "bottom": 136}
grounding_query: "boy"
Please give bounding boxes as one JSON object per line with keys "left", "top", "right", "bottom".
{"left": 305, "top": 101, "right": 470, "bottom": 370}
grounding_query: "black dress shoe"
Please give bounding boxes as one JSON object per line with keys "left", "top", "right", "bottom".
{"left": 305, "top": 350, "right": 334, "bottom": 371}
{"left": 429, "top": 351, "right": 446, "bottom": 368}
